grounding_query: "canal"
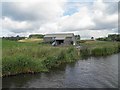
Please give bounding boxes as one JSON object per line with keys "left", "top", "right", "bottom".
{"left": 3, "top": 53, "right": 119, "bottom": 88}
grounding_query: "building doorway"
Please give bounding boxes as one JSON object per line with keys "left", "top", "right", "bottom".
{"left": 56, "top": 40, "right": 64, "bottom": 45}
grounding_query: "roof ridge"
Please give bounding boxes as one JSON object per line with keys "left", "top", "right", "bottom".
{"left": 45, "top": 33, "right": 74, "bottom": 35}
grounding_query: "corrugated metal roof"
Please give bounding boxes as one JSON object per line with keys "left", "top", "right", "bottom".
{"left": 55, "top": 38, "right": 65, "bottom": 40}
{"left": 44, "top": 33, "right": 74, "bottom": 39}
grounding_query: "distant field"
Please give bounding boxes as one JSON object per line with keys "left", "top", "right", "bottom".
{"left": 18, "top": 38, "right": 43, "bottom": 43}
{"left": 81, "top": 40, "right": 120, "bottom": 49}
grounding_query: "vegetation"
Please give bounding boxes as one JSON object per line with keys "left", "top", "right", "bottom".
{"left": 75, "top": 35, "right": 81, "bottom": 45}
{"left": 2, "top": 35, "right": 26, "bottom": 41}
{"left": 91, "top": 37, "right": 94, "bottom": 40}
{"left": 2, "top": 38, "right": 120, "bottom": 77}
{"left": 2, "top": 39, "right": 79, "bottom": 76}
{"left": 96, "top": 34, "right": 120, "bottom": 41}
{"left": 75, "top": 35, "right": 80, "bottom": 40}
{"left": 108, "top": 34, "right": 120, "bottom": 41}
{"left": 2, "top": 33, "right": 45, "bottom": 42}
{"left": 80, "top": 41, "right": 120, "bottom": 57}
{"left": 29, "top": 34, "right": 44, "bottom": 39}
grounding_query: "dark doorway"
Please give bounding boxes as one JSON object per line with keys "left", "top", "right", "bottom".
{"left": 56, "top": 40, "right": 64, "bottom": 45}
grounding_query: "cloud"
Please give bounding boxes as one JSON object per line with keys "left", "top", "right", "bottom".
{"left": 2, "top": 1, "right": 65, "bottom": 22}
{"left": 2, "top": 0, "right": 66, "bottom": 35}
{"left": 59, "top": 0, "right": 118, "bottom": 31}
{"left": 2, "top": 17, "right": 34, "bottom": 33}
{"left": 58, "top": 6, "right": 95, "bottom": 32}
{"left": 2, "top": 0, "right": 118, "bottom": 39}
{"left": 92, "top": 0, "right": 118, "bottom": 30}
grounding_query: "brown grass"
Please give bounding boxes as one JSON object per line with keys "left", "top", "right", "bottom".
{"left": 18, "top": 38, "right": 43, "bottom": 43}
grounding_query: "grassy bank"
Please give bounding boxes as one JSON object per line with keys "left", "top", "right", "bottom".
{"left": 2, "top": 40, "right": 120, "bottom": 76}
{"left": 80, "top": 41, "right": 120, "bottom": 57}
{"left": 2, "top": 39, "right": 79, "bottom": 76}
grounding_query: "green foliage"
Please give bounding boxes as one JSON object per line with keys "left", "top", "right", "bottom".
{"left": 2, "top": 40, "right": 79, "bottom": 76}
{"left": 2, "top": 36, "right": 26, "bottom": 41}
{"left": 2, "top": 54, "right": 48, "bottom": 76}
{"left": 2, "top": 40, "right": 120, "bottom": 76}
{"left": 29, "top": 34, "right": 44, "bottom": 39}
{"left": 91, "top": 37, "right": 94, "bottom": 40}
{"left": 80, "top": 48, "right": 91, "bottom": 58}
{"left": 75, "top": 35, "right": 80, "bottom": 40}
{"left": 96, "top": 34, "right": 120, "bottom": 41}
{"left": 80, "top": 41, "right": 120, "bottom": 56}
{"left": 108, "top": 34, "right": 120, "bottom": 41}
{"left": 42, "top": 47, "right": 79, "bottom": 69}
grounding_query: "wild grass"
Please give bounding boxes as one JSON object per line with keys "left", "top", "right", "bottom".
{"left": 2, "top": 39, "right": 79, "bottom": 76}
{"left": 80, "top": 41, "right": 120, "bottom": 57}
{"left": 2, "top": 39, "right": 120, "bottom": 76}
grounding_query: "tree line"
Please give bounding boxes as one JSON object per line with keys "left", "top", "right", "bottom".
{"left": 3, "top": 34, "right": 119, "bottom": 42}
{"left": 2, "top": 35, "right": 26, "bottom": 41}
{"left": 96, "top": 34, "right": 120, "bottom": 41}
{"left": 2, "top": 34, "right": 45, "bottom": 41}
{"left": 29, "top": 34, "right": 45, "bottom": 38}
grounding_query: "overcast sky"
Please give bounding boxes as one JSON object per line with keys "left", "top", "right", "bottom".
{"left": 1, "top": 0, "right": 119, "bottom": 39}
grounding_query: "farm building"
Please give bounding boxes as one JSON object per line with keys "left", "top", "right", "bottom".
{"left": 44, "top": 33, "right": 76, "bottom": 46}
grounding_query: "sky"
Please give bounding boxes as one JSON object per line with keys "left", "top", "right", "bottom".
{"left": 1, "top": 0, "right": 119, "bottom": 39}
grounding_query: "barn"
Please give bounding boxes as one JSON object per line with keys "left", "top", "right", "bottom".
{"left": 44, "top": 33, "right": 76, "bottom": 46}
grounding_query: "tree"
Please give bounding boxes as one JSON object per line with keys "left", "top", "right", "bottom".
{"left": 96, "top": 34, "right": 120, "bottom": 41}
{"left": 91, "top": 37, "right": 94, "bottom": 40}
{"left": 108, "top": 34, "right": 120, "bottom": 41}
{"left": 75, "top": 35, "right": 80, "bottom": 40}
{"left": 29, "top": 34, "right": 44, "bottom": 38}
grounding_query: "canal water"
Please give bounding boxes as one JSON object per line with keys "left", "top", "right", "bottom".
{"left": 2, "top": 53, "right": 119, "bottom": 88}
